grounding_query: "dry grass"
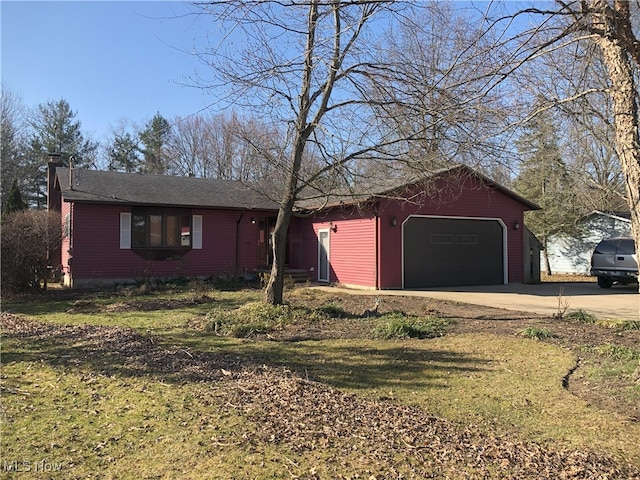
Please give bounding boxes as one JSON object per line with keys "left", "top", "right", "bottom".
{"left": 2, "top": 286, "right": 639, "bottom": 478}
{"left": 541, "top": 272, "right": 596, "bottom": 283}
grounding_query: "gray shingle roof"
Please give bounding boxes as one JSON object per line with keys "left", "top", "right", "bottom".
{"left": 56, "top": 164, "right": 539, "bottom": 212}
{"left": 56, "top": 168, "right": 280, "bottom": 210}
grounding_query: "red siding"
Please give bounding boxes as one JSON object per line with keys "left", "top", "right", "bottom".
{"left": 287, "top": 217, "right": 315, "bottom": 271}
{"left": 63, "top": 169, "right": 529, "bottom": 289}
{"left": 300, "top": 171, "right": 528, "bottom": 290}
{"left": 68, "top": 203, "right": 263, "bottom": 285}
{"left": 331, "top": 216, "right": 377, "bottom": 287}
{"left": 294, "top": 208, "right": 377, "bottom": 287}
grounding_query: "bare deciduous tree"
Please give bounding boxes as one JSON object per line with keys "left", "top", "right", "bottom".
{"left": 367, "top": 2, "right": 518, "bottom": 180}
{"left": 174, "top": 114, "right": 232, "bottom": 179}
{"left": 511, "top": 16, "right": 627, "bottom": 213}
{"left": 190, "top": 0, "right": 639, "bottom": 303}
{"left": 581, "top": 1, "right": 640, "bottom": 278}
{"left": 191, "top": 0, "right": 422, "bottom": 304}
{"left": 476, "top": 1, "right": 638, "bottom": 298}
{"left": 1, "top": 209, "right": 62, "bottom": 294}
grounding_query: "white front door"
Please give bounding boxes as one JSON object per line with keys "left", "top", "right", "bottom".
{"left": 318, "top": 229, "right": 330, "bottom": 283}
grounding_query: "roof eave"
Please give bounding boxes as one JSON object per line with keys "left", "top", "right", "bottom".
{"left": 61, "top": 194, "right": 279, "bottom": 212}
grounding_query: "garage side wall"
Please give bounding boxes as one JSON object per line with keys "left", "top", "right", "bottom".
{"left": 297, "top": 209, "right": 378, "bottom": 287}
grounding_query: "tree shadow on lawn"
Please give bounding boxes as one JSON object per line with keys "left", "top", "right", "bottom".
{"left": 3, "top": 292, "right": 238, "bottom": 318}
{"left": 1, "top": 317, "right": 490, "bottom": 392}
{"left": 232, "top": 341, "right": 491, "bottom": 391}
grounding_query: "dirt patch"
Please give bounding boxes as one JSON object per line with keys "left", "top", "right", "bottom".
{"left": 283, "top": 291, "right": 640, "bottom": 344}
{"left": 274, "top": 291, "right": 537, "bottom": 341}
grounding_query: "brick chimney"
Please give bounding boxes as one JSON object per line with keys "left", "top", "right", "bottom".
{"left": 47, "top": 153, "right": 63, "bottom": 211}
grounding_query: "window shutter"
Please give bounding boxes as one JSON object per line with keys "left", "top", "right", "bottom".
{"left": 64, "top": 213, "right": 71, "bottom": 238}
{"left": 192, "top": 215, "right": 203, "bottom": 249}
{"left": 120, "top": 212, "right": 131, "bottom": 249}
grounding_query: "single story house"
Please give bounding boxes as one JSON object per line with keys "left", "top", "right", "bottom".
{"left": 47, "top": 157, "right": 540, "bottom": 289}
{"left": 543, "top": 210, "right": 632, "bottom": 275}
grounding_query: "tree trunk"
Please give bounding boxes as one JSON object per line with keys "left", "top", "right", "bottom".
{"left": 589, "top": 1, "right": 640, "bottom": 303}
{"left": 263, "top": 0, "right": 319, "bottom": 305}
{"left": 542, "top": 237, "right": 553, "bottom": 275}
{"left": 264, "top": 205, "right": 293, "bottom": 305}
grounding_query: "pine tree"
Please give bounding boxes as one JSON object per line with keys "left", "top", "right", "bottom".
{"left": 5, "top": 179, "right": 25, "bottom": 216}
{"left": 107, "top": 131, "right": 141, "bottom": 172}
{"left": 139, "top": 113, "right": 171, "bottom": 174}
{"left": 513, "top": 111, "right": 582, "bottom": 274}
{"left": 26, "top": 99, "right": 99, "bottom": 207}
{"left": 29, "top": 99, "right": 98, "bottom": 168}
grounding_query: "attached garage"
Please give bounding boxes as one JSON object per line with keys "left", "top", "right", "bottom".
{"left": 298, "top": 165, "right": 539, "bottom": 289}
{"left": 403, "top": 216, "right": 507, "bottom": 288}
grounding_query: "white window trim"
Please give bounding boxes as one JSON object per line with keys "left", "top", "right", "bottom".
{"left": 192, "top": 215, "right": 203, "bottom": 249}
{"left": 317, "top": 228, "right": 330, "bottom": 283}
{"left": 120, "top": 212, "right": 131, "bottom": 249}
{"left": 122, "top": 211, "right": 202, "bottom": 250}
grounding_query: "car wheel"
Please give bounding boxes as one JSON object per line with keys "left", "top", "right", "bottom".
{"left": 597, "top": 276, "right": 613, "bottom": 288}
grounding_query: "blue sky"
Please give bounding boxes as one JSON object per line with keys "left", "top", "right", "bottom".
{"left": 2, "top": 1, "right": 535, "bottom": 145}
{"left": 2, "top": 1, "right": 215, "bottom": 141}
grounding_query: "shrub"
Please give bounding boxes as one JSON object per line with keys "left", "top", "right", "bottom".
{"left": 518, "top": 326, "right": 557, "bottom": 340}
{"left": 236, "top": 302, "right": 291, "bottom": 322}
{"left": 620, "top": 320, "right": 640, "bottom": 331}
{"left": 1, "top": 209, "right": 62, "bottom": 294}
{"left": 566, "top": 310, "right": 640, "bottom": 330}
{"left": 565, "top": 310, "right": 597, "bottom": 324}
{"left": 204, "top": 302, "right": 292, "bottom": 337}
{"left": 375, "top": 312, "right": 448, "bottom": 339}
{"left": 596, "top": 319, "right": 640, "bottom": 331}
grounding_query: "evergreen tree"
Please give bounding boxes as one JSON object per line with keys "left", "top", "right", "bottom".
{"left": 107, "top": 131, "right": 141, "bottom": 172}
{"left": 5, "top": 179, "right": 25, "bottom": 214}
{"left": 1, "top": 87, "right": 28, "bottom": 213}
{"left": 26, "top": 99, "right": 99, "bottom": 207}
{"left": 139, "top": 113, "right": 171, "bottom": 174}
{"left": 513, "top": 111, "right": 582, "bottom": 274}
{"left": 29, "top": 99, "right": 98, "bottom": 168}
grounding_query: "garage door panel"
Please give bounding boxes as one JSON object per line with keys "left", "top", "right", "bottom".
{"left": 403, "top": 217, "right": 504, "bottom": 288}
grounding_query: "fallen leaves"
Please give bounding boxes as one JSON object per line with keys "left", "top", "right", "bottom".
{"left": 2, "top": 312, "right": 639, "bottom": 479}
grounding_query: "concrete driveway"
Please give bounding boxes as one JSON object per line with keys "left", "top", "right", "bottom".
{"left": 416, "top": 283, "right": 639, "bottom": 321}
{"left": 315, "top": 283, "right": 639, "bottom": 320}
